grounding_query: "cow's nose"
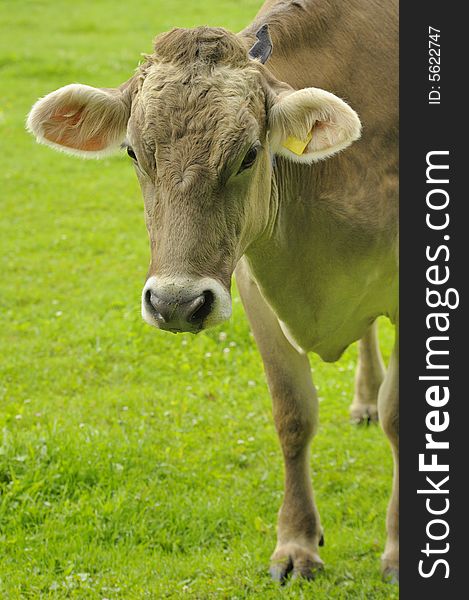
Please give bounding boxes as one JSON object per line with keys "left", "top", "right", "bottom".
{"left": 144, "top": 289, "right": 214, "bottom": 332}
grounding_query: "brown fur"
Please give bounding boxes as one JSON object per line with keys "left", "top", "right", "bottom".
{"left": 128, "top": 34, "right": 271, "bottom": 284}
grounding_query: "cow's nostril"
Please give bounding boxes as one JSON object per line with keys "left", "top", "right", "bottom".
{"left": 189, "top": 290, "right": 214, "bottom": 324}
{"left": 145, "top": 289, "right": 152, "bottom": 308}
{"left": 145, "top": 289, "right": 166, "bottom": 322}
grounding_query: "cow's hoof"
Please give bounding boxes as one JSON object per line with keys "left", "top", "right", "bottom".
{"left": 382, "top": 566, "right": 399, "bottom": 584}
{"left": 270, "top": 543, "right": 324, "bottom": 583}
{"left": 382, "top": 559, "right": 399, "bottom": 584}
{"left": 350, "top": 403, "right": 379, "bottom": 425}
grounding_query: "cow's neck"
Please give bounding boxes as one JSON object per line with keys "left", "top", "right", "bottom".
{"left": 243, "top": 157, "right": 398, "bottom": 360}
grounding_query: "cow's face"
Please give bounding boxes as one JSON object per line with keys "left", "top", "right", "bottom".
{"left": 27, "top": 27, "right": 361, "bottom": 333}
{"left": 129, "top": 32, "right": 273, "bottom": 332}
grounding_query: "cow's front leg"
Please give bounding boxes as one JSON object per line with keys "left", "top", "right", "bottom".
{"left": 236, "top": 262, "right": 323, "bottom": 582}
{"left": 379, "top": 325, "right": 399, "bottom": 582}
{"left": 350, "top": 320, "right": 385, "bottom": 424}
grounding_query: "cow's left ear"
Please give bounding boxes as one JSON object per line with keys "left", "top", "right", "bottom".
{"left": 27, "top": 83, "right": 132, "bottom": 158}
{"left": 269, "top": 87, "right": 361, "bottom": 163}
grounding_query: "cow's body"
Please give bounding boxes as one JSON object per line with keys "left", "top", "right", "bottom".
{"left": 27, "top": 0, "right": 399, "bottom": 584}
{"left": 236, "top": 1, "right": 399, "bottom": 582}
{"left": 240, "top": 0, "right": 398, "bottom": 361}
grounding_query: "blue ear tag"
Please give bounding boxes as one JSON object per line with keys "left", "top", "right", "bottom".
{"left": 248, "top": 24, "right": 273, "bottom": 64}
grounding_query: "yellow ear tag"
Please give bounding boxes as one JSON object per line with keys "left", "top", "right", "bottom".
{"left": 282, "top": 130, "right": 313, "bottom": 155}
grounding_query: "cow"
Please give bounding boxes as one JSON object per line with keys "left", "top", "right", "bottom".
{"left": 27, "top": 0, "right": 398, "bottom": 584}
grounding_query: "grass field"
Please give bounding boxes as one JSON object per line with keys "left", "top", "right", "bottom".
{"left": 0, "top": 1, "right": 397, "bottom": 597}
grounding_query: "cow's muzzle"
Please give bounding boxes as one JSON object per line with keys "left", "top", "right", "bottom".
{"left": 146, "top": 289, "right": 213, "bottom": 332}
{"left": 142, "top": 275, "right": 232, "bottom": 333}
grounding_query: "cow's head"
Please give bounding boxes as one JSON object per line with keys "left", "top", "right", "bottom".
{"left": 27, "top": 26, "right": 361, "bottom": 333}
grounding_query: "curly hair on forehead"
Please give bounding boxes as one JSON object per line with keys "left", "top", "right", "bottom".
{"left": 149, "top": 27, "right": 251, "bottom": 69}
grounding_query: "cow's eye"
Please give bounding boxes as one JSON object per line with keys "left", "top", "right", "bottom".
{"left": 127, "top": 146, "right": 137, "bottom": 161}
{"left": 238, "top": 145, "right": 259, "bottom": 174}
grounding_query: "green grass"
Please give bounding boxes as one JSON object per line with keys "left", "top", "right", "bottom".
{"left": 0, "top": 1, "right": 397, "bottom": 597}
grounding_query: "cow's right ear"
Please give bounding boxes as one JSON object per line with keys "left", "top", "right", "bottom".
{"left": 27, "top": 83, "right": 132, "bottom": 159}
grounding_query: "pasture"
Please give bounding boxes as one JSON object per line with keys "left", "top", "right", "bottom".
{"left": 0, "top": 0, "right": 397, "bottom": 597}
